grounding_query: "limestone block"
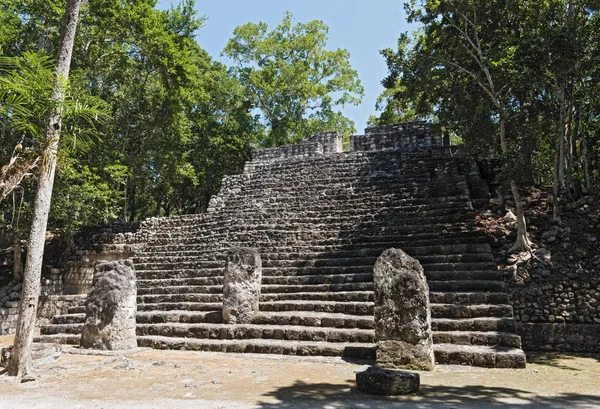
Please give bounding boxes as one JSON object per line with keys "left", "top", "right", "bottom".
{"left": 1, "top": 343, "right": 62, "bottom": 368}
{"left": 81, "top": 260, "right": 137, "bottom": 350}
{"left": 223, "top": 248, "right": 262, "bottom": 324}
{"left": 373, "top": 248, "right": 434, "bottom": 371}
{"left": 356, "top": 366, "right": 420, "bottom": 395}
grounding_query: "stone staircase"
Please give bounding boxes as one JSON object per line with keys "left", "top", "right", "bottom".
{"left": 37, "top": 124, "right": 526, "bottom": 368}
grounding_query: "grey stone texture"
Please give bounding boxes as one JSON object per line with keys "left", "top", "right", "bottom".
{"left": 37, "top": 122, "right": 526, "bottom": 367}
{"left": 1, "top": 343, "right": 62, "bottom": 368}
{"left": 80, "top": 260, "right": 137, "bottom": 350}
{"left": 223, "top": 248, "right": 262, "bottom": 324}
{"left": 356, "top": 366, "right": 420, "bottom": 395}
{"left": 373, "top": 248, "right": 434, "bottom": 371}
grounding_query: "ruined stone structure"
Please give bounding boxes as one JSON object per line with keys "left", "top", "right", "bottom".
{"left": 36, "top": 121, "right": 526, "bottom": 367}
{"left": 80, "top": 260, "right": 137, "bottom": 350}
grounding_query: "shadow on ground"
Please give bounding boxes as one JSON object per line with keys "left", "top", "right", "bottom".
{"left": 526, "top": 351, "right": 600, "bottom": 371}
{"left": 256, "top": 381, "right": 600, "bottom": 409}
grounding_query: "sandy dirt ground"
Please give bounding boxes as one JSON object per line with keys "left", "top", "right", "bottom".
{"left": 0, "top": 335, "right": 599, "bottom": 409}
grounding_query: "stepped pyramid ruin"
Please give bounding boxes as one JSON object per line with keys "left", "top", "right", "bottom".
{"left": 38, "top": 122, "right": 526, "bottom": 368}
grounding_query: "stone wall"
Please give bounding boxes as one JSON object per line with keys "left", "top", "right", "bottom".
{"left": 0, "top": 301, "right": 18, "bottom": 335}
{"left": 351, "top": 122, "right": 441, "bottom": 152}
{"left": 517, "top": 323, "right": 600, "bottom": 352}
{"left": 252, "top": 131, "right": 343, "bottom": 161}
{"left": 511, "top": 275, "right": 600, "bottom": 352}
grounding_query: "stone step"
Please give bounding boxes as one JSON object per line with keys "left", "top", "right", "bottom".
{"left": 41, "top": 323, "right": 83, "bottom": 335}
{"left": 34, "top": 334, "right": 80, "bottom": 345}
{"left": 136, "top": 335, "right": 376, "bottom": 359}
{"left": 261, "top": 282, "right": 373, "bottom": 294}
{"left": 137, "top": 285, "right": 223, "bottom": 296}
{"left": 137, "top": 302, "right": 222, "bottom": 312}
{"left": 135, "top": 269, "right": 223, "bottom": 280}
{"left": 259, "top": 300, "right": 373, "bottom": 315}
{"left": 433, "top": 344, "right": 526, "bottom": 368}
{"left": 428, "top": 280, "right": 506, "bottom": 292}
{"left": 431, "top": 317, "right": 517, "bottom": 333}
{"left": 68, "top": 306, "right": 86, "bottom": 314}
{"left": 432, "top": 331, "right": 522, "bottom": 348}
{"left": 137, "top": 277, "right": 222, "bottom": 288}
{"left": 137, "top": 294, "right": 222, "bottom": 304}
{"left": 252, "top": 311, "right": 375, "bottom": 330}
{"left": 262, "top": 273, "right": 373, "bottom": 285}
{"left": 261, "top": 266, "right": 373, "bottom": 276}
{"left": 429, "top": 292, "right": 509, "bottom": 304}
{"left": 136, "top": 310, "right": 223, "bottom": 324}
{"left": 258, "top": 253, "right": 493, "bottom": 269}
{"left": 141, "top": 243, "right": 491, "bottom": 259}
{"left": 430, "top": 304, "right": 513, "bottom": 319}
{"left": 144, "top": 232, "right": 488, "bottom": 252}
{"left": 260, "top": 291, "right": 374, "bottom": 303}
{"left": 52, "top": 313, "right": 86, "bottom": 325}
{"left": 136, "top": 323, "right": 375, "bottom": 343}
{"left": 425, "top": 270, "right": 503, "bottom": 281}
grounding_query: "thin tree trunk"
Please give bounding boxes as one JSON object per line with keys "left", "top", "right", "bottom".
{"left": 552, "top": 150, "right": 562, "bottom": 224}
{"left": 13, "top": 233, "right": 22, "bottom": 282}
{"left": 565, "top": 98, "right": 574, "bottom": 195}
{"left": 8, "top": 0, "right": 82, "bottom": 380}
{"left": 582, "top": 130, "right": 591, "bottom": 191}
{"left": 498, "top": 116, "right": 532, "bottom": 253}
{"left": 557, "top": 80, "right": 566, "bottom": 192}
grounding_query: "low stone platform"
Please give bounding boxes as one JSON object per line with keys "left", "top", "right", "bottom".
{"left": 356, "top": 366, "right": 420, "bottom": 395}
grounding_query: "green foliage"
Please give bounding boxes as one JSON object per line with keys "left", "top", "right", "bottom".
{"left": 224, "top": 12, "right": 364, "bottom": 146}
{"left": 51, "top": 160, "right": 127, "bottom": 232}
{"left": 374, "top": 0, "right": 600, "bottom": 190}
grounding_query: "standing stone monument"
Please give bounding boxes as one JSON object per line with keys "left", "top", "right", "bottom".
{"left": 80, "top": 260, "right": 137, "bottom": 350}
{"left": 223, "top": 248, "right": 262, "bottom": 324}
{"left": 373, "top": 248, "right": 434, "bottom": 370}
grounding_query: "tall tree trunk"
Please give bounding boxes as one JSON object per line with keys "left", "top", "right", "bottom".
{"left": 582, "top": 130, "right": 591, "bottom": 191}
{"left": 13, "top": 233, "right": 22, "bottom": 282}
{"left": 565, "top": 98, "right": 574, "bottom": 195}
{"left": 552, "top": 150, "right": 562, "bottom": 224}
{"left": 557, "top": 80, "right": 566, "bottom": 192}
{"left": 8, "top": 0, "right": 82, "bottom": 380}
{"left": 498, "top": 115, "right": 532, "bottom": 253}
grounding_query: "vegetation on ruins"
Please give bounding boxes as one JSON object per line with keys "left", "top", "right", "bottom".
{"left": 371, "top": 0, "right": 600, "bottom": 250}
{"left": 7, "top": 0, "right": 83, "bottom": 380}
{"left": 223, "top": 12, "right": 365, "bottom": 147}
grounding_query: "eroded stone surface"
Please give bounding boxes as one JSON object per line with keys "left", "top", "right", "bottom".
{"left": 374, "top": 248, "right": 434, "bottom": 370}
{"left": 356, "top": 366, "right": 420, "bottom": 395}
{"left": 1, "top": 343, "right": 62, "bottom": 368}
{"left": 80, "top": 260, "right": 137, "bottom": 350}
{"left": 223, "top": 248, "right": 262, "bottom": 324}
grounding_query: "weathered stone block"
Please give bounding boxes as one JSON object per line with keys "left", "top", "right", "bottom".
{"left": 223, "top": 248, "right": 262, "bottom": 324}
{"left": 1, "top": 343, "right": 62, "bottom": 368}
{"left": 356, "top": 366, "right": 420, "bottom": 395}
{"left": 81, "top": 260, "right": 137, "bottom": 350}
{"left": 374, "top": 248, "right": 434, "bottom": 370}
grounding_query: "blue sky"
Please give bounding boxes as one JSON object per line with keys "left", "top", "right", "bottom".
{"left": 156, "top": 0, "right": 412, "bottom": 133}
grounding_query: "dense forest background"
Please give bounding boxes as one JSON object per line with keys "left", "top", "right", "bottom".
{"left": 1, "top": 0, "right": 599, "bottom": 242}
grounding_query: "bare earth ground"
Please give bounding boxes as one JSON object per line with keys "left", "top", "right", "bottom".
{"left": 0, "top": 335, "right": 599, "bottom": 409}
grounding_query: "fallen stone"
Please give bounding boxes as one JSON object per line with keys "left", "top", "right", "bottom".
{"left": 223, "top": 248, "right": 262, "bottom": 324}
{"left": 373, "top": 248, "right": 434, "bottom": 371}
{"left": 504, "top": 210, "right": 517, "bottom": 222}
{"left": 356, "top": 366, "right": 419, "bottom": 395}
{"left": 1, "top": 343, "right": 62, "bottom": 368}
{"left": 80, "top": 259, "right": 137, "bottom": 350}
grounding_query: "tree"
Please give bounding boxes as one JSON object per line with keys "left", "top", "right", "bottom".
{"left": 376, "top": 0, "right": 534, "bottom": 252}
{"left": 224, "top": 11, "right": 364, "bottom": 146}
{"left": 8, "top": 0, "right": 82, "bottom": 380}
